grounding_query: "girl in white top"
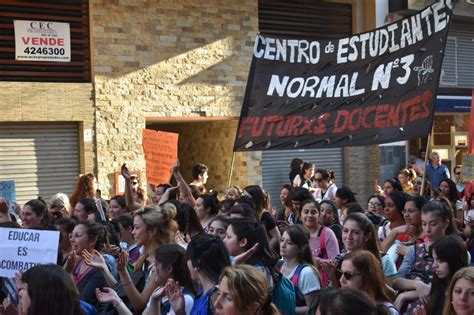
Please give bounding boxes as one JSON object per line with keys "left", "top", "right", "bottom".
{"left": 280, "top": 224, "right": 321, "bottom": 315}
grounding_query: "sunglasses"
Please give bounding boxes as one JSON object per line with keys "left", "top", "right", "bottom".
{"left": 336, "top": 269, "right": 362, "bottom": 280}
{"left": 455, "top": 172, "right": 461, "bottom": 175}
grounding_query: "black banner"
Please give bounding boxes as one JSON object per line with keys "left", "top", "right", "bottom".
{"left": 234, "top": 0, "right": 454, "bottom": 151}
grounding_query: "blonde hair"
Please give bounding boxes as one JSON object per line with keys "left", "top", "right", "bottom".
{"left": 49, "top": 193, "right": 71, "bottom": 216}
{"left": 218, "top": 265, "right": 279, "bottom": 315}
{"left": 443, "top": 267, "right": 474, "bottom": 315}
{"left": 133, "top": 205, "right": 178, "bottom": 270}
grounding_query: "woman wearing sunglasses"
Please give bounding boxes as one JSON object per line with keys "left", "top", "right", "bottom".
{"left": 413, "top": 176, "right": 432, "bottom": 201}
{"left": 335, "top": 250, "right": 399, "bottom": 315}
{"left": 313, "top": 169, "right": 337, "bottom": 203}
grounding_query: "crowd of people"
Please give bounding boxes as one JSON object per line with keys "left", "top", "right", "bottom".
{"left": 0, "top": 151, "right": 473, "bottom": 315}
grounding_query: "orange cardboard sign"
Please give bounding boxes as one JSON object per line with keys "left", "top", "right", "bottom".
{"left": 142, "top": 129, "right": 179, "bottom": 186}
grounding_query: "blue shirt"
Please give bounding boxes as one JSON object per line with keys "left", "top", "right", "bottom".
{"left": 426, "top": 162, "right": 450, "bottom": 189}
{"left": 191, "top": 287, "right": 214, "bottom": 315}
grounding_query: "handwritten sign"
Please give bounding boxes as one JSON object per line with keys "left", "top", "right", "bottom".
{"left": 14, "top": 20, "right": 71, "bottom": 62}
{"left": 142, "top": 129, "right": 179, "bottom": 186}
{"left": 0, "top": 180, "right": 16, "bottom": 214}
{"left": 461, "top": 154, "right": 474, "bottom": 181}
{"left": 0, "top": 228, "right": 60, "bottom": 277}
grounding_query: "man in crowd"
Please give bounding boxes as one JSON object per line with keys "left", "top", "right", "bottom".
{"left": 426, "top": 151, "right": 450, "bottom": 189}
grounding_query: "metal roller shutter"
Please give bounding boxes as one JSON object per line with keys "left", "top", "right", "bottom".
{"left": 262, "top": 148, "right": 344, "bottom": 211}
{"left": 0, "top": 123, "right": 80, "bottom": 205}
{"left": 258, "top": 1, "right": 350, "bottom": 210}
{"left": 439, "top": 20, "right": 474, "bottom": 89}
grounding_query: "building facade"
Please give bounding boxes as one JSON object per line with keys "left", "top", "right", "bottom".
{"left": 0, "top": 0, "right": 380, "bottom": 204}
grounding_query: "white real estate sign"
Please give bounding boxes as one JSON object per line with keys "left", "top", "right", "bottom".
{"left": 14, "top": 20, "right": 71, "bottom": 62}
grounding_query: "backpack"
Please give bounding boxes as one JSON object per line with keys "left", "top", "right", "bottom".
{"left": 272, "top": 271, "right": 296, "bottom": 315}
{"left": 289, "top": 264, "right": 308, "bottom": 307}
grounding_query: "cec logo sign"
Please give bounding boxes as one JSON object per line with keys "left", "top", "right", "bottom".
{"left": 14, "top": 20, "right": 71, "bottom": 62}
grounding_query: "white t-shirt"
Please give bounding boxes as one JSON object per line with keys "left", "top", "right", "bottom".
{"left": 285, "top": 265, "right": 321, "bottom": 295}
{"left": 313, "top": 183, "right": 337, "bottom": 203}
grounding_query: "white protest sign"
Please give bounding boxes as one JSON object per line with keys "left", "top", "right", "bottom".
{"left": 0, "top": 228, "right": 60, "bottom": 277}
{"left": 462, "top": 154, "right": 474, "bottom": 181}
{"left": 14, "top": 20, "right": 71, "bottom": 62}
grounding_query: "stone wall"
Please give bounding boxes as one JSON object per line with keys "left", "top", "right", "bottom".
{"left": 91, "top": 0, "right": 258, "bottom": 197}
{"left": 0, "top": 82, "right": 95, "bottom": 173}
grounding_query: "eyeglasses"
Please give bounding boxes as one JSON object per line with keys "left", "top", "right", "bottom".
{"left": 336, "top": 269, "right": 362, "bottom": 280}
{"left": 368, "top": 202, "right": 382, "bottom": 207}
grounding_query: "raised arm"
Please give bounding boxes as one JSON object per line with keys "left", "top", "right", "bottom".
{"left": 121, "top": 164, "right": 143, "bottom": 211}
{"left": 172, "top": 160, "right": 195, "bottom": 208}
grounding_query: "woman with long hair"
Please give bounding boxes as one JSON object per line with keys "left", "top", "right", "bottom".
{"left": 167, "top": 234, "right": 231, "bottom": 315}
{"left": 442, "top": 267, "right": 474, "bottom": 315}
{"left": 335, "top": 250, "right": 399, "bottom": 314}
{"left": 439, "top": 178, "right": 463, "bottom": 227}
{"left": 293, "top": 162, "right": 315, "bottom": 190}
{"left": 109, "top": 195, "right": 129, "bottom": 220}
{"left": 243, "top": 185, "right": 281, "bottom": 250}
{"left": 319, "top": 200, "right": 343, "bottom": 250}
{"left": 21, "top": 197, "right": 50, "bottom": 229}
{"left": 393, "top": 200, "right": 455, "bottom": 311}
{"left": 413, "top": 176, "right": 432, "bottom": 200}
{"left": 338, "top": 213, "right": 397, "bottom": 278}
{"left": 67, "top": 220, "right": 110, "bottom": 310}
{"left": 214, "top": 265, "right": 279, "bottom": 315}
{"left": 275, "top": 184, "right": 294, "bottom": 231}
{"left": 17, "top": 264, "right": 83, "bottom": 315}
{"left": 415, "top": 235, "right": 469, "bottom": 315}
{"left": 70, "top": 173, "right": 96, "bottom": 208}
{"left": 83, "top": 205, "right": 178, "bottom": 312}
{"left": 143, "top": 244, "right": 196, "bottom": 315}
{"left": 298, "top": 199, "right": 339, "bottom": 288}
{"left": 289, "top": 158, "right": 303, "bottom": 184}
{"left": 280, "top": 224, "right": 321, "bottom": 314}
{"left": 223, "top": 217, "right": 293, "bottom": 314}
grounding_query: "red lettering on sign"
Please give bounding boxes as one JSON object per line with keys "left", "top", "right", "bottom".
{"left": 22, "top": 37, "right": 65, "bottom": 46}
